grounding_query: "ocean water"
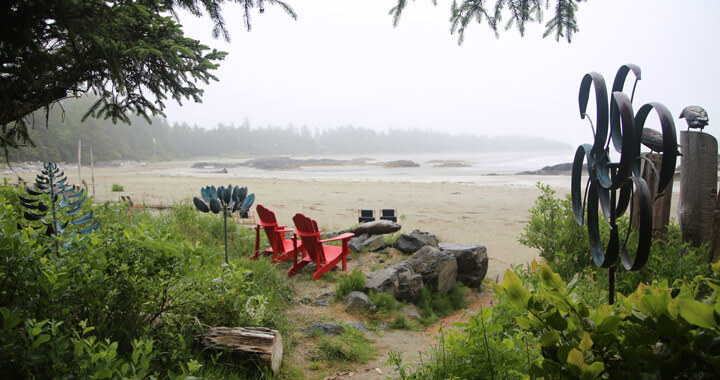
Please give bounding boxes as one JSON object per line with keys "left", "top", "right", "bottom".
{"left": 173, "top": 149, "right": 576, "bottom": 189}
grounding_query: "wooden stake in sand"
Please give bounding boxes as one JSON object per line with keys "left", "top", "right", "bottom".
{"left": 90, "top": 146, "right": 96, "bottom": 197}
{"left": 77, "top": 139, "right": 82, "bottom": 184}
{"left": 678, "top": 130, "right": 718, "bottom": 247}
{"left": 202, "top": 327, "right": 283, "bottom": 373}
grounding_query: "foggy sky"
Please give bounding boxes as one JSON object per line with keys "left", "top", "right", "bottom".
{"left": 163, "top": 0, "right": 720, "bottom": 148}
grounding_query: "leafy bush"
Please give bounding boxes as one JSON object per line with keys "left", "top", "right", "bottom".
{"left": 334, "top": 268, "right": 366, "bottom": 300}
{"left": 311, "top": 328, "right": 376, "bottom": 364}
{"left": 111, "top": 183, "right": 124, "bottom": 192}
{"left": 414, "top": 283, "right": 468, "bottom": 326}
{"left": 494, "top": 261, "right": 720, "bottom": 379}
{"left": 519, "top": 182, "right": 710, "bottom": 295}
{"left": 0, "top": 184, "right": 291, "bottom": 378}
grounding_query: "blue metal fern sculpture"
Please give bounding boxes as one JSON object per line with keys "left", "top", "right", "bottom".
{"left": 193, "top": 185, "right": 255, "bottom": 264}
{"left": 19, "top": 162, "right": 99, "bottom": 253}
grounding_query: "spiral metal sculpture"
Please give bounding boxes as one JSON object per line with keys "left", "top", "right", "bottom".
{"left": 571, "top": 64, "right": 679, "bottom": 304}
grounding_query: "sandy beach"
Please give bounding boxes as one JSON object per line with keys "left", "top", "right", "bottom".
{"left": 2, "top": 158, "right": 578, "bottom": 281}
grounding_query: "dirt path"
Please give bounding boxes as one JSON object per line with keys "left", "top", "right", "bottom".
{"left": 280, "top": 250, "right": 494, "bottom": 380}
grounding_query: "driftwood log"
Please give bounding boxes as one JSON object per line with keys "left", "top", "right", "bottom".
{"left": 678, "top": 131, "right": 718, "bottom": 247}
{"left": 201, "top": 327, "right": 283, "bottom": 373}
{"left": 632, "top": 153, "right": 673, "bottom": 239}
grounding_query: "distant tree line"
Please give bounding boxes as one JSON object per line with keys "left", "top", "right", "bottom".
{"left": 10, "top": 97, "right": 568, "bottom": 163}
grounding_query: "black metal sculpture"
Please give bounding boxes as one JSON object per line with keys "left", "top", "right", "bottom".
{"left": 679, "top": 105, "right": 709, "bottom": 131}
{"left": 571, "top": 64, "right": 679, "bottom": 304}
{"left": 193, "top": 185, "right": 255, "bottom": 264}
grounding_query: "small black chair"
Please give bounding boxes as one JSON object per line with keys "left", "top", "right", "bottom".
{"left": 358, "top": 209, "right": 375, "bottom": 223}
{"left": 380, "top": 209, "right": 397, "bottom": 222}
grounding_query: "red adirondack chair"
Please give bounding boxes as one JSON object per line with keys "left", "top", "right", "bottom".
{"left": 287, "top": 213, "right": 354, "bottom": 280}
{"left": 252, "top": 204, "right": 303, "bottom": 263}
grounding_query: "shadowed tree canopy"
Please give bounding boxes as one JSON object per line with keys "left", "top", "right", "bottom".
{"left": 0, "top": 0, "right": 296, "bottom": 155}
{"left": 391, "top": 0, "right": 585, "bottom": 44}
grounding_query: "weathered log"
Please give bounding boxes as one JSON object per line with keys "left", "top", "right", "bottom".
{"left": 352, "top": 220, "right": 401, "bottom": 236}
{"left": 632, "top": 153, "right": 673, "bottom": 239}
{"left": 678, "top": 131, "right": 718, "bottom": 247}
{"left": 201, "top": 327, "right": 283, "bottom": 373}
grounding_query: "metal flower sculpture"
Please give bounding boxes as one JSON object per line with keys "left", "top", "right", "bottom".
{"left": 571, "top": 64, "right": 679, "bottom": 304}
{"left": 19, "top": 162, "right": 99, "bottom": 253}
{"left": 193, "top": 185, "right": 255, "bottom": 264}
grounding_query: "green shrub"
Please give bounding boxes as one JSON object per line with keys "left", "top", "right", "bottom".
{"left": 494, "top": 261, "right": 720, "bottom": 379}
{"left": 389, "top": 314, "right": 413, "bottom": 330}
{"left": 414, "top": 283, "right": 468, "bottom": 325}
{"left": 0, "top": 184, "right": 291, "bottom": 378}
{"left": 334, "top": 268, "right": 366, "bottom": 300}
{"left": 519, "top": 182, "right": 710, "bottom": 295}
{"left": 111, "top": 183, "right": 124, "bottom": 192}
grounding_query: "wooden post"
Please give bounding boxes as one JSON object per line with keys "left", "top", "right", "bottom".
{"left": 77, "top": 139, "right": 82, "bottom": 184}
{"left": 202, "top": 327, "right": 283, "bottom": 373}
{"left": 632, "top": 153, "right": 673, "bottom": 239}
{"left": 90, "top": 147, "right": 96, "bottom": 197}
{"left": 707, "top": 188, "right": 720, "bottom": 262}
{"left": 677, "top": 131, "right": 718, "bottom": 247}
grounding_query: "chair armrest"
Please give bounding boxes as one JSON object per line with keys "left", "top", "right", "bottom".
{"left": 276, "top": 228, "right": 295, "bottom": 234}
{"left": 320, "top": 233, "right": 355, "bottom": 243}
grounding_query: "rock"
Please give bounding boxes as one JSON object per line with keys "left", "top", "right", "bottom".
{"left": 365, "top": 266, "right": 399, "bottom": 295}
{"left": 383, "top": 160, "right": 420, "bottom": 168}
{"left": 305, "top": 323, "right": 345, "bottom": 336}
{"left": 396, "top": 230, "right": 439, "bottom": 254}
{"left": 407, "top": 246, "right": 457, "bottom": 294}
{"left": 348, "top": 233, "right": 369, "bottom": 253}
{"left": 343, "top": 291, "right": 377, "bottom": 314}
{"left": 400, "top": 304, "right": 422, "bottom": 319}
{"left": 365, "top": 263, "right": 423, "bottom": 302}
{"left": 353, "top": 220, "right": 402, "bottom": 236}
{"left": 395, "top": 264, "right": 423, "bottom": 302}
{"left": 439, "top": 243, "right": 489, "bottom": 288}
{"left": 313, "top": 299, "right": 329, "bottom": 307}
{"left": 345, "top": 322, "right": 367, "bottom": 332}
{"left": 362, "top": 235, "right": 388, "bottom": 251}
{"left": 316, "top": 291, "right": 334, "bottom": 299}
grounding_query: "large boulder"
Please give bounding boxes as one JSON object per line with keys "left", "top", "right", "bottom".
{"left": 395, "top": 230, "right": 439, "bottom": 254}
{"left": 362, "top": 235, "right": 388, "bottom": 251}
{"left": 353, "top": 220, "right": 402, "bottom": 236}
{"left": 394, "top": 264, "right": 423, "bottom": 302}
{"left": 343, "top": 291, "right": 377, "bottom": 314}
{"left": 407, "top": 246, "right": 457, "bottom": 294}
{"left": 365, "top": 264, "right": 423, "bottom": 302}
{"left": 348, "top": 234, "right": 369, "bottom": 253}
{"left": 439, "top": 243, "right": 489, "bottom": 288}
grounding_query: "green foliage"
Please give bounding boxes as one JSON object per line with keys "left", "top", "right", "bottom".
{"left": 334, "top": 268, "right": 366, "bottom": 300}
{"left": 389, "top": 314, "right": 414, "bottom": 330}
{"left": 494, "top": 262, "right": 720, "bottom": 379}
{"left": 391, "top": 0, "right": 583, "bottom": 44}
{"left": 111, "top": 183, "right": 124, "bottom": 192}
{"left": 1, "top": 0, "right": 297, "bottom": 154}
{"left": 414, "top": 283, "right": 468, "bottom": 326}
{"left": 519, "top": 183, "right": 710, "bottom": 295}
{"left": 368, "top": 291, "right": 396, "bottom": 313}
{"left": 311, "top": 328, "right": 376, "bottom": 364}
{"left": 0, "top": 184, "right": 291, "bottom": 378}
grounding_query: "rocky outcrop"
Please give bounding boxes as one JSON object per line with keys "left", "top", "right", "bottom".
{"left": 343, "top": 291, "right": 377, "bottom": 314}
{"left": 439, "top": 243, "right": 489, "bottom": 288}
{"left": 365, "top": 263, "right": 423, "bottom": 302}
{"left": 348, "top": 234, "right": 369, "bottom": 253}
{"left": 353, "top": 220, "right": 402, "bottom": 236}
{"left": 406, "top": 247, "right": 457, "bottom": 294}
{"left": 395, "top": 230, "right": 439, "bottom": 254}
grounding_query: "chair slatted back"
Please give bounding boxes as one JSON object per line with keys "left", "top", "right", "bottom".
{"left": 292, "top": 213, "right": 326, "bottom": 263}
{"left": 256, "top": 204, "right": 285, "bottom": 254}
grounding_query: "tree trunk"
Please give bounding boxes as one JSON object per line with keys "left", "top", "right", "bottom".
{"left": 201, "top": 327, "right": 283, "bottom": 373}
{"left": 632, "top": 153, "right": 673, "bottom": 239}
{"left": 707, "top": 187, "right": 720, "bottom": 262}
{"left": 678, "top": 131, "right": 718, "bottom": 247}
